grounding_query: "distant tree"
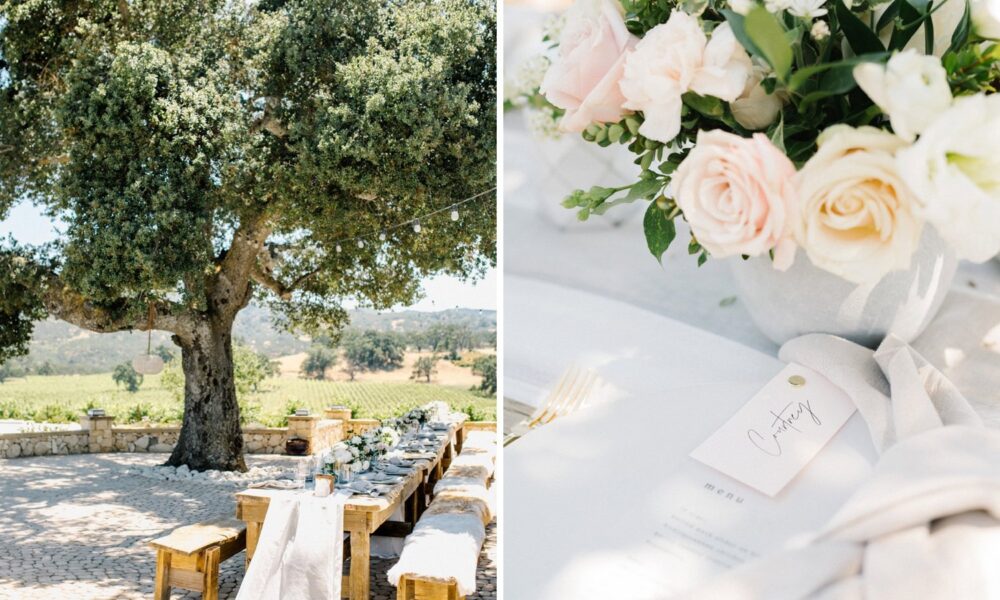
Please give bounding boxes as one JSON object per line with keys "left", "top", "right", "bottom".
{"left": 0, "top": 362, "right": 17, "bottom": 384}
{"left": 340, "top": 330, "right": 405, "bottom": 381}
{"left": 425, "top": 324, "right": 472, "bottom": 359}
{"left": 112, "top": 363, "right": 144, "bottom": 393}
{"left": 153, "top": 345, "right": 176, "bottom": 363}
{"left": 472, "top": 355, "right": 496, "bottom": 395}
{"left": 411, "top": 355, "right": 440, "bottom": 383}
{"left": 301, "top": 345, "right": 337, "bottom": 380}
{"left": 407, "top": 330, "right": 429, "bottom": 352}
{"left": 36, "top": 361, "right": 55, "bottom": 376}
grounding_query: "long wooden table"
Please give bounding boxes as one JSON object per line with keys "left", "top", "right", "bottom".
{"left": 235, "top": 424, "right": 461, "bottom": 599}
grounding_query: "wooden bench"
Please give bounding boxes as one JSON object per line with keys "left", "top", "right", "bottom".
{"left": 396, "top": 573, "right": 464, "bottom": 600}
{"left": 149, "top": 517, "right": 247, "bottom": 600}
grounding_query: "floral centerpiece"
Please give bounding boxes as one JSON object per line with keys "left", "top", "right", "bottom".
{"left": 515, "top": 0, "right": 1000, "bottom": 342}
{"left": 322, "top": 427, "right": 400, "bottom": 480}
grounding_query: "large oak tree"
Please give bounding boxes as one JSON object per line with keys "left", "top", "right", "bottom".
{"left": 0, "top": 0, "right": 496, "bottom": 471}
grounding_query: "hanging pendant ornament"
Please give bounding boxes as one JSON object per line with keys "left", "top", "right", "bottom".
{"left": 336, "top": 244, "right": 342, "bottom": 253}
{"left": 132, "top": 303, "right": 164, "bottom": 375}
{"left": 357, "top": 239, "right": 365, "bottom": 249}
{"left": 413, "top": 220, "right": 422, "bottom": 233}
{"left": 450, "top": 209, "right": 459, "bottom": 222}
{"left": 379, "top": 231, "right": 387, "bottom": 242}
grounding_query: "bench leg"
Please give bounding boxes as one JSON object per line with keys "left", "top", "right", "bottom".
{"left": 202, "top": 546, "right": 221, "bottom": 600}
{"left": 154, "top": 549, "right": 172, "bottom": 600}
{"left": 350, "top": 530, "right": 371, "bottom": 600}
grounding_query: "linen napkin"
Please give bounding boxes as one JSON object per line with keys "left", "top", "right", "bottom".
{"left": 679, "top": 334, "right": 1000, "bottom": 600}
{"left": 236, "top": 491, "right": 350, "bottom": 600}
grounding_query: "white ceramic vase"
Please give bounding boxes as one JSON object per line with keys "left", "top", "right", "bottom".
{"left": 731, "top": 228, "right": 957, "bottom": 348}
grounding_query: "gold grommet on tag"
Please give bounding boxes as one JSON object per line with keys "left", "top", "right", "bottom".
{"left": 788, "top": 374, "right": 806, "bottom": 387}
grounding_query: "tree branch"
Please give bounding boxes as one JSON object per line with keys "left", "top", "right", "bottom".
{"left": 42, "top": 272, "right": 192, "bottom": 338}
{"left": 250, "top": 97, "right": 287, "bottom": 138}
{"left": 250, "top": 264, "right": 292, "bottom": 301}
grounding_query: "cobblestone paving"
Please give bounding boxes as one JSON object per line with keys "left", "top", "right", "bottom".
{"left": 0, "top": 454, "right": 497, "bottom": 600}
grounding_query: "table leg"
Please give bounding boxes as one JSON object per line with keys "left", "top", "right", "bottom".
{"left": 245, "top": 520, "right": 262, "bottom": 569}
{"left": 350, "top": 530, "right": 371, "bottom": 600}
{"left": 154, "top": 549, "right": 171, "bottom": 600}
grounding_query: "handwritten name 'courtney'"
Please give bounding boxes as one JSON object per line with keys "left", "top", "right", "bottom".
{"left": 746, "top": 400, "right": 822, "bottom": 457}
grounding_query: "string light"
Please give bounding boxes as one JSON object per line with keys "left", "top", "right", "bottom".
{"left": 327, "top": 186, "right": 495, "bottom": 253}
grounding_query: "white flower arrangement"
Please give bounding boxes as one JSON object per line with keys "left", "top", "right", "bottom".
{"left": 515, "top": 0, "right": 1000, "bottom": 283}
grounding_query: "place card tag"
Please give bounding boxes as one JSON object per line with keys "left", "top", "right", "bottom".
{"left": 690, "top": 363, "right": 856, "bottom": 497}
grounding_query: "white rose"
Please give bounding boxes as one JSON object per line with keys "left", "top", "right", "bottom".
{"left": 795, "top": 125, "right": 924, "bottom": 284}
{"left": 620, "top": 13, "right": 751, "bottom": 143}
{"left": 897, "top": 94, "right": 1000, "bottom": 262}
{"left": 973, "top": 0, "right": 1000, "bottom": 38}
{"left": 730, "top": 64, "right": 785, "bottom": 130}
{"left": 853, "top": 51, "right": 952, "bottom": 142}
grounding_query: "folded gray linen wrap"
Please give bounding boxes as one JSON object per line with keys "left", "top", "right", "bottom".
{"left": 680, "top": 334, "right": 1000, "bottom": 600}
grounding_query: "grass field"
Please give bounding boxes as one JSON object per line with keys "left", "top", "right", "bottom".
{"left": 0, "top": 373, "right": 496, "bottom": 427}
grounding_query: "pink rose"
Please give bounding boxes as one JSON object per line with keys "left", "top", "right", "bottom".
{"left": 673, "top": 130, "right": 797, "bottom": 269}
{"left": 540, "top": 0, "right": 638, "bottom": 133}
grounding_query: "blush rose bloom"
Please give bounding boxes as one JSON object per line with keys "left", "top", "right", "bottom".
{"left": 794, "top": 125, "right": 924, "bottom": 284}
{"left": 673, "top": 130, "right": 797, "bottom": 269}
{"left": 540, "top": 0, "right": 638, "bottom": 133}
{"left": 620, "top": 13, "right": 751, "bottom": 143}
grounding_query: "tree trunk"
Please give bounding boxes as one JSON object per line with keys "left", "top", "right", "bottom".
{"left": 166, "top": 319, "right": 247, "bottom": 472}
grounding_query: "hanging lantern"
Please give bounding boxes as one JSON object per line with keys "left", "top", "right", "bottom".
{"left": 357, "top": 239, "right": 365, "bottom": 249}
{"left": 450, "top": 209, "right": 459, "bottom": 221}
{"left": 336, "top": 244, "right": 342, "bottom": 253}
{"left": 132, "top": 303, "right": 164, "bottom": 375}
{"left": 379, "top": 232, "right": 387, "bottom": 242}
{"left": 413, "top": 220, "right": 422, "bottom": 233}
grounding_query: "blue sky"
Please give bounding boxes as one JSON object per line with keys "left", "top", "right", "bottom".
{"left": 0, "top": 202, "right": 497, "bottom": 312}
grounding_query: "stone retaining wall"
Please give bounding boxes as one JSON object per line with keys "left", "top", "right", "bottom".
{"left": 0, "top": 430, "right": 89, "bottom": 458}
{"left": 112, "top": 428, "right": 180, "bottom": 453}
{"left": 242, "top": 428, "right": 287, "bottom": 454}
{"left": 0, "top": 413, "right": 419, "bottom": 460}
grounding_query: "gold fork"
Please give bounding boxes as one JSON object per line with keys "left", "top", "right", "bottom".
{"left": 504, "top": 367, "right": 598, "bottom": 446}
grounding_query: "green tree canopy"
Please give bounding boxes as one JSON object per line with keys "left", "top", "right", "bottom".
{"left": 112, "top": 362, "right": 143, "bottom": 393}
{"left": 340, "top": 329, "right": 405, "bottom": 380}
{"left": 0, "top": 0, "right": 496, "bottom": 471}
{"left": 411, "top": 354, "right": 439, "bottom": 383}
{"left": 472, "top": 354, "right": 495, "bottom": 395}
{"left": 301, "top": 344, "right": 336, "bottom": 380}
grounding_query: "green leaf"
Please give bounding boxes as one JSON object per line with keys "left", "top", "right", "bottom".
{"left": 768, "top": 113, "right": 785, "bottom": 152}
{"left": 743, "top": 6, "right": 793, "bottom": 80}
{"left": 643, "top": 203, "right": 677, "bottom": 263}
{"left": 876, "top": 0, "right": 903, "bottom": 32}
{"left": 608, "top": 124, "right": 625, "bottom": 143}
{"left": 787, "top": 52, "right": 889, "bottom": 92}
{"left": 697, "top": 251, "right": 709, "bottom": 267}
{"left": 681, "top": 92, "right": 725, "bottom": 118}
{"left": 836, "top": 0, "right": 886, "bottom": 55}
{"left": 719, "top": 296, "right": 737, "bottom": 307}
{"left": 721, "top": 10, "right": 764, "bottom": 59}
{"left": 948, "top": 0, "right": 972, "bottom": 55}
{"left": 625, "top": 177, "right": 665, "bottom": 202}
{"left": 890, "top": 0, "right": 927, "bottom": 49}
